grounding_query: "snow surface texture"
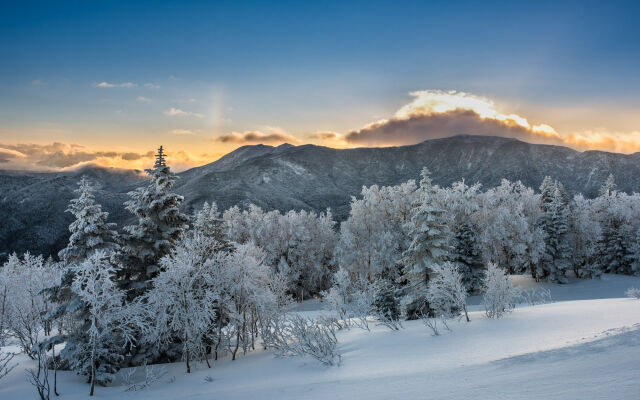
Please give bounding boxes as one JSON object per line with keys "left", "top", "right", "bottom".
{"left": 2, "top": 274, "right": 640, "bottom": 400}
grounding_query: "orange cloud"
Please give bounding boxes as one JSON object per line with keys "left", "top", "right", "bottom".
{"left": 0, "top": 143, "right": 209, "bottom": 172}
{"left": 216, "top": 127, "right": 299, "bottom": 145}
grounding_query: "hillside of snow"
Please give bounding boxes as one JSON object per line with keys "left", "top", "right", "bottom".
{"left": 2, "top": 274, "right": 640, "bottom": 400}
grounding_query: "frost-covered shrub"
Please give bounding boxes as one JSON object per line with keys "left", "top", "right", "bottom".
{"left": 264, "top": 315, "right": 340, "bottom": 366}
{"left": 426, "top": 262, "right": 469, "bottom": 323}
{"left": 322, "top": 268, "right": 374, "bottom": 331}
{"left": 626, "top": 287, "right": 640, "bottom": 299}
{"left": 482, "top": 262, "right": 521, "bottom": 318}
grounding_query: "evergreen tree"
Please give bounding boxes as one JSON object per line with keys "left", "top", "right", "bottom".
{"left": 69, "top": 251, "right": 142, "bottom": 396}
{"left": 451, "top": 221, "right": 484, "bottom": 292}
{"left": 599, "top": 173, "right": 617, "bottom": 197}
{"left": 536, "top": 180, "right": 571, "bottom": 283}
{"left": 118, "top": 146, "right": 189, "bottom": 300}
{"left": 192, "top": 201, "right": 233, "bottom": 253}
{"left": 600, "top": 215, "right": 635, "bottom": 274}
{"left": 401, "top": 168, "right": 450, "bottom": 317}
{"left": 47, "top": 176, "right": 119, "bottom": 372}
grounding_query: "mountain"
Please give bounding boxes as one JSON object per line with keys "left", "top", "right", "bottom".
{"left": 2, "top": 135, "right": 640, "bottom": 259}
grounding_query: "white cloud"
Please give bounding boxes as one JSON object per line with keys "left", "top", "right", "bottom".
{"left": 137, "top": 96, "right": 152, "bottom": 102}
{"left": 169, "top": 129, "right": 193, "bottom": 135}
{"left": 144, "top": 83, "right": 160, "bottom": 89}
{"left": 95, "top": 81, "right": 137, "bottom": 88}
{"left": 163, "top": 107, "right": 204, "bottom": 118}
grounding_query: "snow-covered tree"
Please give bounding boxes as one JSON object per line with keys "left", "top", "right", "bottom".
{"left": 192, "top": 201, "right": 233, "bottom": 253}
{"left": 218, "top": 243, "right": 278, "bottom": 360}
{"left": 0, "top": 253, "right": 59, "bottom": 357}
{"left": 401, "top": 168, "right": 450, "bottom": 317}
{"left": 482, "top": 262, "right": 521, "bottom": 319}
{"left": 451, "top": 221, "right": 484, "bottom": 292}
{"left": 426, "top": 262, "right": 469, "bottom": 323}
{"left": 224, "top": 206, "right": 336, "bottom": 297}
{"left": 57, "top": 176, "right": 120, "bottom": 266}
{"left": 70, "top": 251, "right": 143, "bottom": 396}
{"left": 47, "top": 176, "right": 119, "bottom": 364}
{"left": 536, "top": 181, "right": 571, "bottom": 283}
{"left": 568, "top": 194, "right": 602, "bottom": 278}
{"left": 336, "top": 181, "right": 417, "bottom": 281}
{"left": 118, "top": 146, "right": 189, "bottom": 300}
{"left": 145, "top": 233, "right": 220, "bottom": 373}
{"left": 474, "top": 180, "right": 545, "bottom": 276}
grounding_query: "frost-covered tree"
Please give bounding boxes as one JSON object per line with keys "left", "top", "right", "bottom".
{"left": 58, "top": 176, "right": 120, "bottom": 266}
{"left": 0, "top": 253, "right": 59, "bottom": 357}
{"left": 70, "top": 251, "right": 143, "bottom": 396}
{"left": 145, "top": 233, "right": 220, "bottom": 373}
{"left": 118, "top": 146, "right": 189, "bottom": 300}
{"left": 569, "top": 194, "right": 602, "bottom": 278}
{"left": 474, "top": 180, "right": 545, "bottom": 276}
{"left": 192, "top": 201, "right": 234, "bottom": 253}
{"left": 536, "top": 181, "right": 571, "bottom": 283}
{"left": 219, "top": 243, "right": 278, "bottom": 360}
{"left": 47, "top": 176, "right": 119, "bottom": 362}
{"left": 224, "top": 206, "right": 336, "bottom": 297}
{"left": 426, "top": 262, "right": 469, "bottom": 322}
{"left": 451, "top": 221, "right": 484, "bottom": 292}
{"left": 401, "top": 168, "right": 450, "bottom": 317}
{"left": 482, "top": 262, "right": 521, "bottom": 319}
{"left": 336, "top": 181, "right": 417, "bottom": 281}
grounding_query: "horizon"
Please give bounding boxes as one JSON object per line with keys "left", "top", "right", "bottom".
{"left": 3, "top": 134, "right": 640, "bottom": 174}
{"left": 2, "top": 1, "right": 640, "bottom": 171}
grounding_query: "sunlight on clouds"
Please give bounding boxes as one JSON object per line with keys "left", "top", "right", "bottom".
{"left": 395, "top": 90, "right": 560, "bottom": 137}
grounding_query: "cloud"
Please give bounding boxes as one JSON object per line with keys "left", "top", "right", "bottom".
{"left": 137, "top": 96, "right": 151, "bottom": 102}
{"left": 344, "top": 90, "right": 569, "bottom": 148}
{"left": 216, "top": 127, "right": 298, "bottom": 145}
{"left": 144, "top": 83, "right": 160, "bottom": 89}
{"left": 30, "top": 79, "right": 47, "bottom": 86}
{"left": 0, "top": 143, "right": 209, "bottom": 171}
{"left": 169, "top": 129, "right": 193, "bottom": 135}
{"left": 95, "top": 81, "right": 137, "bottom": 88}
{"left": 164, "top": 107, "right": 204, "bottom": 118}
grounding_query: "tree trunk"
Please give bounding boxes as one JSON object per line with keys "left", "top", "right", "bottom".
{"left": 90, "top": 361, "right": 96, "bottom": 396}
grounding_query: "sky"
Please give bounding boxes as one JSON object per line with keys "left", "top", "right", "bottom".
{"left": 1, "top": 0, "right": 640, "bottom": 171}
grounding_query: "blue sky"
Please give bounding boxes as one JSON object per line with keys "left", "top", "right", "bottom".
{"left": 1, "top": 0, "right": 639, "bottom": 170}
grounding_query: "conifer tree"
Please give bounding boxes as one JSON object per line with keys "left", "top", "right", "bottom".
{"left": 401, "top": 168, "right": 450, "bottom": 317}
{"left": 536, "top": 182, "right": 571, "bottom": 283}
{"left": 451, "top": 221, "right": 484, "bottom": 292}
{"left": 192, "top": 201, "right": 233, "bottom": 253}
{"left": 118, "top": 146, "right": 189, "bottom": 300}
{"left": 47, "top": 176, "right": 119, "bottom": 371}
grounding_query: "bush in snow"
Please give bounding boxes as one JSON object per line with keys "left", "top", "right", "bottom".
{"left": 426, "top": 262, "right": 470, "bottom": 323}
{"left": 0, "top": 350, "right": 16, "bottom": 380}
{"left": 263, "top": 314, "right": 340, "bottom": 366}
{"left": 322, "top": 268, "right": 374, "bottom": 331}
{"left": 482, "top": 262, "right": 521, "bottom": 319}
{"left": 626, "top": 287, "right": 640, "bottom": 299}
{"left": 0, "top": 253, "right": 59, "bottom": 358}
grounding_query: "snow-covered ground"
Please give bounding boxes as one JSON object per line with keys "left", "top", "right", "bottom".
{"left": 2, "top": 274, "right": 640, "bottom": 400}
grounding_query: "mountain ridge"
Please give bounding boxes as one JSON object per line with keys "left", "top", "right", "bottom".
{"left": 2, "top": 134, "right": 640, "bottom": 259}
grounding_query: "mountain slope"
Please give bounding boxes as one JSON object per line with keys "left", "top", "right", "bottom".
{"left": 2, "top": 135, "right": 640, "bottom": 258}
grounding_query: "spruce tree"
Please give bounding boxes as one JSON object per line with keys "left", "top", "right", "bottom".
{"left": 192, "top": 201, "right": 233, "bottom": 253}
{"left": 46, "top": 176, "right": 120, "bottom": 383}
{"left": 536, "top": 183, "right": 571, "bottom": 283}
{"left": 118, "top": 146, "right": 189, "bottom": 300}
{"left": 401, "top": 168, "right": 450, "bottom": 317}
{"left": 451, "top": 221, "right": 484, "bottom": 292}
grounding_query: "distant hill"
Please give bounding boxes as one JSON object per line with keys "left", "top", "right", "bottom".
{"left": 2, "top": 135, "right": 640, "bottom": 258}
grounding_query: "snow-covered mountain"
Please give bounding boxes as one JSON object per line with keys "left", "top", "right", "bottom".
{"left": 2, "top": 135, "right": 640, "bottom": 258}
